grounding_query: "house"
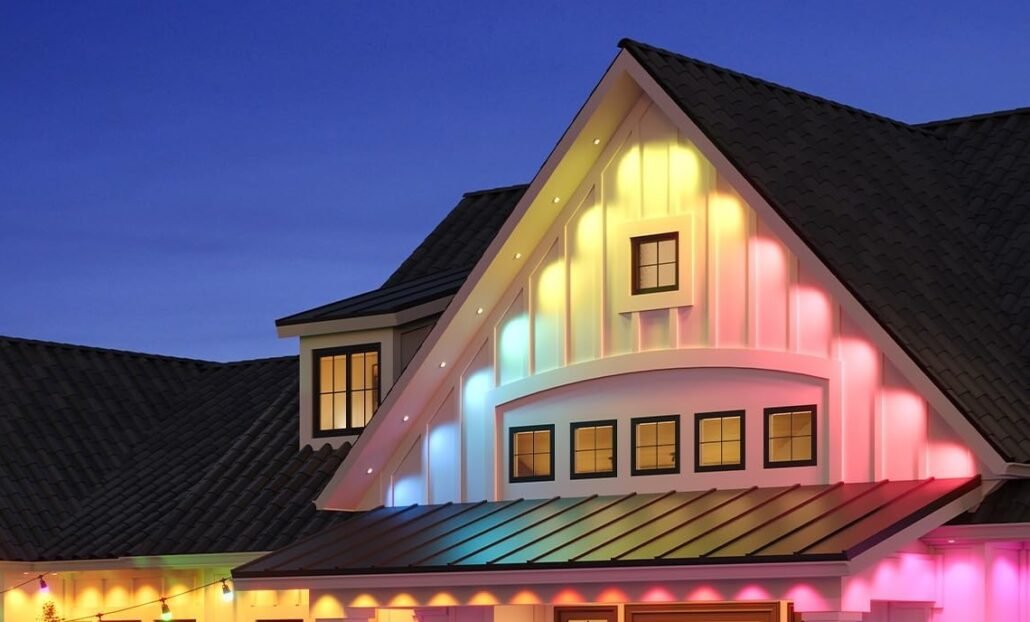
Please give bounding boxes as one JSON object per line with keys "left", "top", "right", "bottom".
{"left": 230, "top": 39, "right": 1030, "bottom": 622}
{"left": 2, "top": 37, "right": 1028, "bottom": 622}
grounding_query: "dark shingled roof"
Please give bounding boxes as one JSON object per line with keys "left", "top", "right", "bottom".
{"left": 235, "top": 478, "right": 979, "bottom": 578}
{"left": 277, "top": 184, "right": 527, "bottom": 327}
{"left": 618, "top": 39, "right": 1030, "bottom": 463}
{"left": 0, "top": 336, "right": 351, "bottom": 561}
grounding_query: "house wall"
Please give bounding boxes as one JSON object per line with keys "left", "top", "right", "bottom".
{"left": 378, "top": 95, "right": 980, "bottom": 507}
{"left": 1, "top": 564, "right": 308, "bottom": 622}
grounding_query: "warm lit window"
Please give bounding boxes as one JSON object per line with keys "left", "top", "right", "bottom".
{"left": 631, "top": 232, "right": 678, "bottom": 294}
{"left": 631, "top": 415, "right": 679, "bottom": 475}
{"left": 765, "top": 405, "right": 817, "bottom": 467}
{"left": 695, "top": 410, "right": 744, "bottom": 472}
{"left": 510, "top": 425, "right": 554, "bottom": 482}
{"left": 313, "top": 344, "right": 380, "bottom": 436}
{"left": 571, "top": 420, "right": 617, "bottom": 479}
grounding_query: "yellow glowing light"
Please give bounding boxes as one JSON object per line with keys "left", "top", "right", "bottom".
{"left": 592, "top": 138, "right": 601, "bottom": 145}
{"left": 710, "top": 192, "right": 745, "bottom": 233}
{"left": 428, "top": 592, "right": 459, "bottom": 606}
{"left": 514, "top": 252, "right": 522, "bottom": 260}
{"left": 536, "top": 261, "right": 564, "bottom": 313}
{"left": 476, "top": 307, "right": 484, "bottom": 315}
{"left": 469, "top": 590, "right": 500, "bottom": 606}
{"left": 511, "top": 589, "right": 542, "bottom": 605}
{"left": 552, "top": 196, "right": 561, "bottom": 204}
{"left": 670, "top": 142, "right": 702, "bottom": 198}
{"left": 574, "top": 204, "right": 601, "bottom": 251}
{"left": 615, "top": 142, "right": 642, "bottom": 212}
{"left": 351, "top": 593, "right": 380, "bottom": 608}
{"left": 388, "top": 592, "right": 418, "bottom": 607}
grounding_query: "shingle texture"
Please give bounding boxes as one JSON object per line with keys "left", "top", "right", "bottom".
{"left": 277, "top": 184, "right": 527, "bottom": 327}
{"left": 235, "top": 478, "right": 979, "bottom": 578}
{"left": 0, "top": 336, "right": 351, "bottom": 561}
{"left": 619, "top": 39, "right": 1030, "bottom": 463}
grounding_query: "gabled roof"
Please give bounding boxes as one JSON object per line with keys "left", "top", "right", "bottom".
{"left": 618, "top": 39, "right": 1030, "bottom": 462}
{"left": 277, "top": 184, "right": 527, "bottom": 327}
{"left": 0, "top": 336, "right": 351, "bottom": 561}
{"left": 235, "top": 477, "right": 979, "bottom": 578}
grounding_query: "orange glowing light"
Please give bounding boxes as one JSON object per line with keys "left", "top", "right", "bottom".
{"left": 553, "top": 588, "right": 585, "bottom": 604}
{"left": 597, "top": 587, "right": 630, "bottom": 603}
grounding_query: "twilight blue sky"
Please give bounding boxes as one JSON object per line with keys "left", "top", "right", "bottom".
{"left": 2, "top": 2, "right": 1029, "bottom": 361}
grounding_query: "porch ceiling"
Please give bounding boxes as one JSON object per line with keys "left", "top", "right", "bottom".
{"left": 234, "top": 477, "right": 978, "bottom": 579}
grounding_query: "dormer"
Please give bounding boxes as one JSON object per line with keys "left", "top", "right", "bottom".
{"left": 276, "top": 186, "right": 526, "bottom": 448}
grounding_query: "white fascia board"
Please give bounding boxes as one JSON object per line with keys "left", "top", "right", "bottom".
{"left": 619, "top": 56, "right": 1009, "bottom": 474}
{"left": 233, "top": 560, "right": 850, "bottom": 592}
{"left": 17, "top": 552, "right": 265, "bottom": 573}
{"left": 924, "top": 522, "right": 1030, "bottom": 544}
{"left": 276, "top": 297, "right": 452, "bottom": 338}
{"left": 314, "top": 51, "right": 642, "bottom": 510}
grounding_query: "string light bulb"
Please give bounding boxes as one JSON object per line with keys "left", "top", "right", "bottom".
{"left": 38, "top": 575, "right": 49, "bottom": 594}
{"left": 221, "top": 580, "right": 233, "bottom": 602}
{"left": 160, "top": 600, "right": 172, "bottom": 621}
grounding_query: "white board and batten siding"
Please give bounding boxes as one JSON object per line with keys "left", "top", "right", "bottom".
{"left": 384, "top": 96, "right": 978, "bottom": 508}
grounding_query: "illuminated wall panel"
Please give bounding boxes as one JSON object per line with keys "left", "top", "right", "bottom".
{"left": 710, "top": 182, "right": 748, "bottom": 347}
{"left": 532, "top": 239, "right": 564, "bottom": 373}
{"left": 392, "top": 434, "right": 424, "bottom": 506}
{"left": 498, "top": 292, "right": 529, "bottom": 385}
{"left": 603, "top": 131, "right": 639, "bottom": 356}
{"left": 794, "top": 265, "right": 833, "bottom": 358}
{"left": 568, "top": 188, "right": 602, "bottom": 364}
{"left": 640, "top": 105, "right": 671, "bottom": 220}
{"left": 838, "top": 316, "right": 879, "bottom": 481}
{"left": 881, "top": 361, "right": 927, "bottom": 480}
{"left": 428, "top": 389, "right": 460, "bottom": 503}
{"left": 462, "top": 342, "right": 495, "bottom": 502}
{"left": 752, "top": 223, "right": 789, "bottom": 351}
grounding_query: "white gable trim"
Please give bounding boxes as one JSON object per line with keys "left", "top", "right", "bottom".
{"left": 618, "top": 54, "right": 1008, "bottom": 474}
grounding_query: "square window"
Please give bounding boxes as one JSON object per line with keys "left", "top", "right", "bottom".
{"left": 694, "top": 410, "right": 745, "bottom": 472}
{"left": 510, "top": 425, "right": 554, "bottom": 482}
{"left": 313, "top": 345, "right": 380, "bottom": 436}
{"left": 764, "top": 406, "right": 817, "bottom": 467}
{"left": 631, "top": 233, "right": 679, "bottom": 295}
{"left": 571, "top": 420, "right": 617, "bottom": 479}
{"left": 631, "top": 415, "right": 680, "bottom": 475}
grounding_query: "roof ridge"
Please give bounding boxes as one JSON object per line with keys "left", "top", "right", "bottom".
{"left": 462, "top": 183, "right": 530, "bottom": 198}
{"left": 0, "top": 334, "right": 218, "bottom": 366}
{"left": 222, "top": 354, "right": 298, "bottom": 366}
{"left": 618, "top": 38, "right": 936, "bottom": 137}
{"left": 916, "top": 105, "right": 1030, "bottom": 127}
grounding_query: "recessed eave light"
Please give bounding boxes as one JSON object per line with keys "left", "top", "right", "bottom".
{"left": 476, "top": 307, "right": 484, "bottom": 315}
{"left": 552, "top": 196, "right": 561, "bottom": 204}
{"left": 439, "top": 361, "right": 447, "bottom": 368}
{"left": 514, "top": 252, "right": 522, "bottom": 260}
{"left": 592, "top": 138, "right": 601, "bottom": 145}
{"left": 402, "top": 415, "right": 410, "bottom": 422}
{"left": 366, "top": 467, "right": 374, "bottom": 474}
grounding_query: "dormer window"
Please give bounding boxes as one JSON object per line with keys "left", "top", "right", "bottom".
{"left": 314, "top": 344, "right": 380, "bottom": 436}
{"left": 631, "top": 232, "right": 678, "bottom": 294}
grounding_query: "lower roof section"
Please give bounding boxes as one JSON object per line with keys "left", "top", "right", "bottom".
{"left": 234, "top": 477, "right": 978, "bottom": 579}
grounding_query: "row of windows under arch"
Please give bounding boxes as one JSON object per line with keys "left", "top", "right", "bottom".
{"left": 509, "top": 405, "right": 817, "bottom": 483}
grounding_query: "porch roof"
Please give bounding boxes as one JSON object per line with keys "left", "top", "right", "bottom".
{"left": 233, "top": 477, "right": 978, "bottom": 579}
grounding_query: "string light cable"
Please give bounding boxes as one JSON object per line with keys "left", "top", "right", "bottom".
{"left": 0, "top": 572, "right": 54, "bottom": 595}
{"left": 61, "top": 576, "right": 232, "bottom": 622}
